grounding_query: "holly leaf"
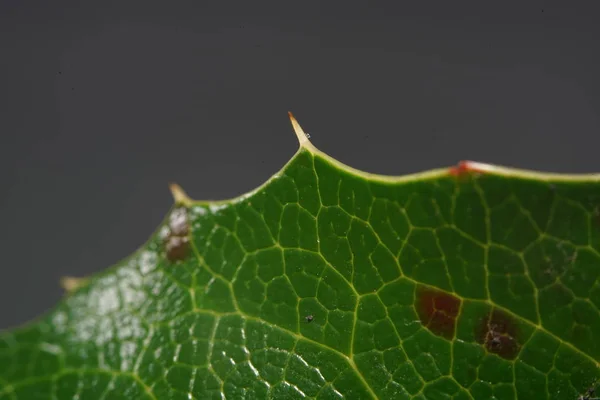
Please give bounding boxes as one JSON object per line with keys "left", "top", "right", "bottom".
{"left": 1, "top": 114, "right": 599, "bottom": 400}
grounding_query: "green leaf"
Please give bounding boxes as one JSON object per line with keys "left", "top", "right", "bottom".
{"left": 1, "top": 115, "right": 600, "bottom": 399}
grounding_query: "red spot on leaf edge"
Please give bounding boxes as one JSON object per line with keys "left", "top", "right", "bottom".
{"left": 449, "top": 160, "right": 487, "bottom": 177}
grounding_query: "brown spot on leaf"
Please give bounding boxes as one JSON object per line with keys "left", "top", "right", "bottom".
{"left": 165, "top": 236, "right": 190, "bottom": 261}
{"left": 163, "top": 207, "right": 191, "bottom": 262}
{"left": 476, "top": 309, "right": 521, "bottom": 360}
{"left": 416, "top": 286, "right": 461, "bottom": 339}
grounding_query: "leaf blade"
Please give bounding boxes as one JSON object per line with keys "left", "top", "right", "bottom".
{"left": 2, "top": 135, "right": 600, "bottom": 399}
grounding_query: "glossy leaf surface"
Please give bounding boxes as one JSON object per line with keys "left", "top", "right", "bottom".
{"left": 1, "top": 117, "right": 600, "bottom": 399}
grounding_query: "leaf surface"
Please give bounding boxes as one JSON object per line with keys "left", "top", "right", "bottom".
{"left": 1, "top": 116, "right": 600, "bottom": 399}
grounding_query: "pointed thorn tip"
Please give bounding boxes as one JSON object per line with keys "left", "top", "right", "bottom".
{"left": 288, "top": 111, "right": 310, "bottom": 146}
{"left": 60, "top": 276, "right": 88, "bottom": 293}
{"left": 169, "top": 183, "right": 192, "bottom": 206}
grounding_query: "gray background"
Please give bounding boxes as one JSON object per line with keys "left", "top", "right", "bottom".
{"left": 1, "top": 1, "right": 599, "bottom": 330}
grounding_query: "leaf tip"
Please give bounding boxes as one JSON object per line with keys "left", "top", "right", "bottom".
{"left": 288, "top": 111, "right": 311, "bottom": 147}
{"left": 60, "top": 276, "right": 88, "bottom": 293}
{"left": 169, "top": 183, "right": 192, "bottom": 206}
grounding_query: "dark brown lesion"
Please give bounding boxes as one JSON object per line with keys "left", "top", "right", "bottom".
{"left": 416, "top": 286, "right": 461, "bottom": 339}
{"left": 162, "top": 207, "right": 191, "bottom": 262}
{"left": 476, "top": 309, "right": 521, "bottom": 360}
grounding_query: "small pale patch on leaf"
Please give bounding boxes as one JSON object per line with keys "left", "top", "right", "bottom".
{"left": 161, "top": 206, "right": 191, "bottom": 262}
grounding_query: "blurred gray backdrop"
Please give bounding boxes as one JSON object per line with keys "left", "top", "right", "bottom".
{"left": 1, "top": 1, "right": 599, "bottom": 329}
